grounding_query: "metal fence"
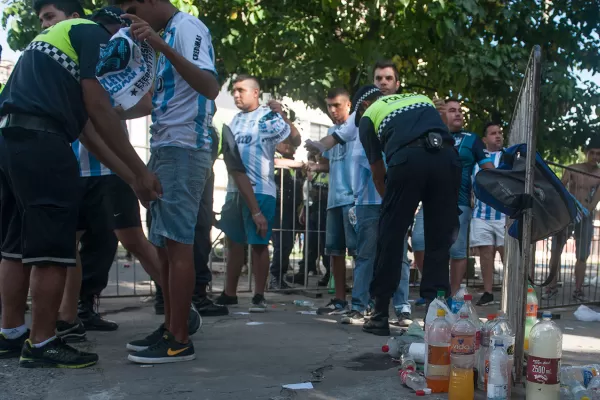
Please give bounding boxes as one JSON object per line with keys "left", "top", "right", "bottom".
{"left": 501, "top": 45, "right": 542, "bottom": 384}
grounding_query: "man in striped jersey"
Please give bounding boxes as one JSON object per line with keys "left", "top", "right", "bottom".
{"left": 470, "top": 122, "right": 505, "bottom": 306}
{"left": 214, "top": 75, "right": 300, "bottom": 311}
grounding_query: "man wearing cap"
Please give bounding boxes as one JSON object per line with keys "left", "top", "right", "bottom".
{"left": 0, "top": 5, "right": 160, "bottom": 369}
{"left": 357, "top": 91, "right": 460, "bottom": 336}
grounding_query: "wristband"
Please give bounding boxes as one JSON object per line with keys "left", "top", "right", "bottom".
{"left": 253, "top": 211, "right": 262, "bottom": 217}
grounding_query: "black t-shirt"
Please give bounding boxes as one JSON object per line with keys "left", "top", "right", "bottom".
{"left": 0, "top": 20, "right": 111, "bottom": 142}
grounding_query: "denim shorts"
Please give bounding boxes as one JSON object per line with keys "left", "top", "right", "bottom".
{"left": 411, "top": 205, "right": 424, "bottom": 252}
{"left": 218, "top": 192, "right": 276, "bottom": 245}
{"left": 147, "top": 146, "right": 211, "bottom": 247}
{"left": 449, "top": 205, "right": 472, "bottom": 259}
{"left": 325, "top": 204, "right": 357, "bottom": 256}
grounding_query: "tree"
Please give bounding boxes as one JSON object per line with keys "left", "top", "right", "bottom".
{"left": 3, "top": 0, "right": 599, "bottom": 162}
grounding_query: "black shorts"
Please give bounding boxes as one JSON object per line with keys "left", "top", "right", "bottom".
{"left": 0, "top": 127, "right": 80, "bottom": 267}
{"left": 107, "top": 174, "right": 141, "bottom": 230}
{"left": 77, "top": 176, "right": 114, "bottom": 233}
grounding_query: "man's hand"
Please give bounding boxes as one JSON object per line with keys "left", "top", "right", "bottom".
{"left": 268, "top": 100, "right": 287, "bottom": 118}
{"left": 433, "top": 98, "right": 448, "bottom": 126}
{"left": 305, "top": 139, "right": 327, "bottom": 155}
{"left": 123, "top": 14, "right": 168, "bottom": 53}
{"left": 132, "top": 170, "right": 163, "bottom": 205}
{"left": 306, "top": 160, "right": 319, "bottom": 173}
{"left": 252, "top": 211, "right": 268, "bottom": 238}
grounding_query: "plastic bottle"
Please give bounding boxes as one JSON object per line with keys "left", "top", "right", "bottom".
{"left": 451, "top": 284, "right": 468, "bottom": 314}
{"left": 293, "top": 300, "right": 314, "bottom": 307}
{"left": 381, "top": 339, "right": 425, "bottom": 365}
{"left": 327, "top": 275, "right": 335, "bottom": 294}
{"left": 425, "top": 308, "right": 452, "bottom": 393}
{"left": 561, "top": 365, "right": 600, "bottom": 388}
{"left": 460, "top": 293, "right": 482, "bottom": 388}
{"left": 568, "top": 380, "right": 592, "bottom": 400}
{"left": 487, "top": 336, "right": 509, "bottom": 400}
{"left": 490, "top": 311, "right": 515, "bottom": 396}
{"left": 587, "top": 376, "right": 600, "bottom": 399}
{"left": 479, "top": 314, "right": 497, "bottom": 391}
{"left": 526, "top": 311, "right": 563, "bottom": 400}
{"left": 448, "top": 312, "right": 476, "bottom": 400}
{"left": 525, "top": 286, "right": 539, "bottom": 354}
{"left": 399, "top": 365, "right": 427, "bottom": 391}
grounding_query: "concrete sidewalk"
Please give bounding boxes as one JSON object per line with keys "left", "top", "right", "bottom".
{"left": 1, "top": 293, "right": 599, "bottom": 400}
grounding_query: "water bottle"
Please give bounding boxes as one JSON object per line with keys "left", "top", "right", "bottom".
{"left": 490, "top": 311, "right": 515, "bottom": 396}
{"left": 587, "top": 376, "right": 600, "bottom": 399}
{"left": 487, "top": 336, "right": 509, "bottom": 400}
{"left": 451, "top": 284, "right": 468, "bottom": 314}
{"left": 526, "top": 312, "right": 563, "bottom": 400}
{"left": 399, "top": 366, "right": 427, "bottom": 391}
{"left": 568, "top": 380, "right": 592, "bottom": 400}
{"left": 425, "top": 308, "right": 452, "bottom": 393}
{"left": 479, "top": 314, "right": 497, "bottom": 391}
{"left": 561, "top": 365, "right": 600, "bottom": 388}
{"left": 448, "top": 312, "right": 476, "bottom": 400}
{"left": 382, "top": 337, "right": 402, "bottom": 358}
{"left": 525, "top": 286, "right": 539, "bottom": 354}
{"left": 348, "top": 206, "right": 357, "bottom": 227}
{"left": 293, "top": 300, "right": 314, "bottom": 307}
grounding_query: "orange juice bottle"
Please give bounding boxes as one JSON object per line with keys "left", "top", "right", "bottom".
{"left": 426, "top": 308, "right": 451, "bottom": 393}
{"left": 448, "top": 312, "right": 476, "bottom": 400}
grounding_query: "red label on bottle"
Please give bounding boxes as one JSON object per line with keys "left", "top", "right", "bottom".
{"left": 526, "top": 304, "right": 538, "bottom": 318}
{"left": 475, "top": 330, "right": 481, "bottom": 350}
{"left": 526, "top": 356, "right": 560, "bottom": 385}
{"left": 451, "top": 333, "right": 475, "bottom": 355}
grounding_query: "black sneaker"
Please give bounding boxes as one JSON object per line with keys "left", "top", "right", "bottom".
{"left": 268, "top": 276, "right": 293, "bottom": 293}
{"left": 56, "top": 319, "right": 86, "bottom": 343}
{"left": 19, "top": 337, "right": 98, "bottom": 369}
{"left": 249, "top": 294, "right": 267, "bottom": 313}
{"left": 286, "top": 273, "right": 306, "bottom": 285}
{"left": 340, "top": 310, "right": 365, "bottom": 325}
{"left": 395, "top": 312, "right": 413, "bottom": 327}
{"left": 362, "top": 313, "right": 390, "bottom": 336}
{"left": 127, "top": 332, "right": 195, "bottom": 364}
{"left": 78, "top": 297, "right": 118, "bottom": 331}
{"left": 214, "top": 291, "right": 238, "bottom": 306}
{"left": 193, "top": 296, "right": 228, "bottom": 317}
{"left": 317, "top": 275, "right": 329, "bottom": 287}
{"left": 317, "top": 299, "right": 348, "bottom": 315}
{"left": 154, "top": 301, "right": 165, "bottom": 315}
{"left": 126, "top": 324, "right": 166, "bottom": 352}
{"left": 188, "top": 304, "right": 201, "bottom": 335}
{"left": 476, "top": 292, "right": 495, "bottom": 306}
{"left": 0, "top": 330, "right": 30, "bottom": 359}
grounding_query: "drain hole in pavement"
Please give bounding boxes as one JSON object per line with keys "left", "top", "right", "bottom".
{"left": 345, "top": 353, "right": 397, "bottom": 371}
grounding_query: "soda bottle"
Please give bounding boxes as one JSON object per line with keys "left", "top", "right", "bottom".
{"left": 399, "top": 365, "right": 427, "bottom": 391}
{"left": 448, "top": 312, "right": 476, "bottom": 400}
{"left": 490, "top": 311, "right": 515, "bottom": 396}
{"left": 327, "top": 275, "right": 335, "bottom": 294}
{"left": 460, "top": 293, "right": 482, "bottom": 388}
{"left": 452, "top": 284, "right": 468, "bottom": 314}
{"left": 526, "top": 311, "right": 563, "bottom": 400}
{"left": 525, "top": 287, "right": 539, "bottom": 353}
{"left": 425, "top": 308, "right": 452, "bottom": 393}
{"left": 381, "top": 337, "right": 401, "bottom": 358}
{"left": 487, "top": 336, "right": 509, "bottom": 400}
{"left": 479, "top": 314, "right": 497, "bottom": 391}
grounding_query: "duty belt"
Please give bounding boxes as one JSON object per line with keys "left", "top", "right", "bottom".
{"left": 405, "top": 134, "right": 453, "bottom": 149}
{"left": 0, "top": 113, "right": 65, "bottom": 136}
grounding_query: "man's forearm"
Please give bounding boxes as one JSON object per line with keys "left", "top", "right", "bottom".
{"left": 231, "top": 171, "right": 261, "bottom": 214}
{"left": 80, "top": 121, "right": 135, "bottom": 184}
{"left": 161, "top": 46, "right": 219, "bottom": 100}
{"left": 285, "top": 118, "right": 302, "bottom": 147}
{"left": 370, "top": 159, "right": 386, "bottom": 198}
{"left": 116, "top": 93, "right": 153, "bottom": 120}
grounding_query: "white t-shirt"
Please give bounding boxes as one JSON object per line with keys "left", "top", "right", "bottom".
{"left": 150, "top": 12, "right": 217, "bottom": 152}
{"left": 226, "top": 106, "right": 290, "bottom": 198}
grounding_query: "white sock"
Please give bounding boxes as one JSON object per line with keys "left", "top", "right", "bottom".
{"left": 1, "top": 324, "right": 27, "bottom": 339}
{"left": 32, "top": 336, "right": 57, "bottom": 348}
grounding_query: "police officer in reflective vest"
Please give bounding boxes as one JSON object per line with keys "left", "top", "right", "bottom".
{"left": 354, "top": 86, "right": 461, "bottom": 336}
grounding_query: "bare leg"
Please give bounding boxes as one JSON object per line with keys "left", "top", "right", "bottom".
{"left": 497, "top": 246, "right": 505, "bottom": 265}
{"left": 574, "top": 260, "right": 587, "bottom": 292}
{"left": 478, "top": 246, "right": 495, "bottom": 293}
{"left": 332, "top": 255, "right": 346, "bottom": 301}
{"left": 29, "top": 266, "right": 67, "bottom": 344}
{"left": 414, "top": 251, "right": 424, "bottom": 273}
{"left": 450, "top": 258, "right": 467, "bottom": 295}
{"left": 0, "top": 259, "right": 30, "bottom": 329}
{"left": 164, "top": 240, "right": 195, "bottom": 343}
{"left": 224, "top": 239, "right": 245, "bottom": 296}
{"left": 156, "top": 247, "right": 170, "bottom": 329}
{"left": 251, "top": 244, "right": 269, "bottom": 295}
{"left": 116, "top": 227, "right": 162, "bottom": 285}
{"left": 58, "top": 231, "right": 84, "bottom": 323}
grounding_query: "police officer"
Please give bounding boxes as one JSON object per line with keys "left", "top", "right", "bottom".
{"left": 354, "top": 86, "right": 461, "bottom": 336}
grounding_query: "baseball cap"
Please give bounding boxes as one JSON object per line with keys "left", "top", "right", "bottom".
{"left": 351, "top": 84, "right": 383, "bottom": 126}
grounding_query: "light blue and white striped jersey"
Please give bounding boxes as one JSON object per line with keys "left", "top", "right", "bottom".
{"left": 473, "top": 150, "right": 505, "bottom": 220}
{"left": 226, "top": 106, "right": 290, "bottom": 198}
{"left": 150, "top": 12, "right": 217, "bottom": 152}
{"left": 322, "top": 120, "right": 355, "bottom": 209}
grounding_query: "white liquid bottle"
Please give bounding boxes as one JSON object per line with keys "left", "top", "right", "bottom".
{"left": 526, "top": 311, "right": 563, "bottom": 400}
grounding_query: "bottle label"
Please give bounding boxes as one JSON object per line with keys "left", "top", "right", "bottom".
{"left": 427, "top": 345, "right": 450, "bottom": 377}
{"left": 476, "top": 330, "right": 481, "bottom": 350}
{"left": 487, "top": 383, "right": 508, "bottom": 399}
{"left": 451, "top": 301, "right": 464, "bottom": 314}
{"left": 526, "top": 304, "right": 538, "bottom": 318}
{"left": 485, "top": 360, "right": 490, "bottom": 386}
{"left": 526, "top": 356, "right": 560, "bottom": 385}
{"left": 451, "top": 333, "right": 475, "bottom": 355}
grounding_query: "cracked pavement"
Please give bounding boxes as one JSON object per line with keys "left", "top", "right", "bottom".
{"left": 1, "top": 293, "right": 598, "bottom": 399}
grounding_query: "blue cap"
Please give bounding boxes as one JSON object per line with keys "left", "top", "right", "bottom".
{"left": 542, "top": 311, "right": 552, "bottom": 319}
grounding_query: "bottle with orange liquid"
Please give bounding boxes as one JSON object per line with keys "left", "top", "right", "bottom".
{"left": 448, "top": 312, "right": 476, "bottom": 400}
{"left": 426, "top": 308, "right": 452, "bottom": 393}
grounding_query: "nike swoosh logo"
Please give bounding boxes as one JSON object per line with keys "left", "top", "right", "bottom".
{"left": 114, "top": 213, "right": 121, "bottom": 217}
{"left": 167, "top": 347, "right": 189, "bottom": 356}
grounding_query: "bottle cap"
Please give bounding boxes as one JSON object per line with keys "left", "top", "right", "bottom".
{"left": 437, "top": 308, "right": 446, "bottom": 317}
{"left": 487, "top": 314, "right": 496, "bottom": 320}
{"left": 415, "top": 390, "right": 425, "bottom": 396}
{"left": 464, "top": 294, "right": 472, "bottom": 301}
{"left": 542, "top": 311, "right": 552, "bottom": 319}
{"left": 437, "top": 290, "right": 445, "bottom": 297}
{"left": 528, "top": 287, "right": 534, "bottom": 293}
{"left": 460, "top": 283, "right": 466, "bottom": 288}
{"left": 382, "top": 345, "right": 390, "bottom": 353}
{"left": 423, "top": 388, "right": 432, "bottom": 395}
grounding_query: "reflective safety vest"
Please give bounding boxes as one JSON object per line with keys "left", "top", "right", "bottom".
{"left": 26, "top": 18, "right": 97, "bottom": 82}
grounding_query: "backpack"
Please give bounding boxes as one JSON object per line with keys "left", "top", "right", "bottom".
{"left": 473, "top": 143, "right": 587, "bottom": 242}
